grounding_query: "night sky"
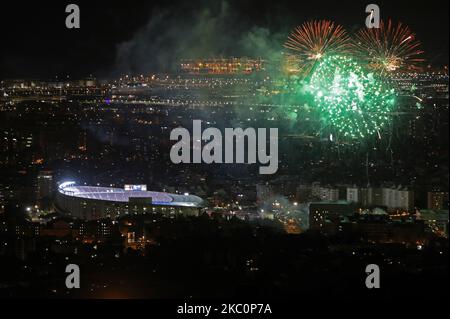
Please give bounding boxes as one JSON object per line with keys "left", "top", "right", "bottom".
{"left": 0, "top": 0, "right": 448, "bottom": 79}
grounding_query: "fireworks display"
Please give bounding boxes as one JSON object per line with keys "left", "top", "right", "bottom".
{"left": 308, "top": 55, "right": 396, "bottom": 139}
{"left": 284, "top": 20, "right": 352, "bottom": 76}
{"left": 282, "top": 19, "right": 426, "bottom": 139}
{"left": 353, "top": 20, "right": 424, "bottom": 73}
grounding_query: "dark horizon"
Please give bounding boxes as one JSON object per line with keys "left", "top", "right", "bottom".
{"left": 0, "top": 0, "right": 448, "bottom": 79}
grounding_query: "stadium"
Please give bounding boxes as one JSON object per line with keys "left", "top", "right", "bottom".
{"left": 56, "top": 182, "right": 204, "bottom": 220}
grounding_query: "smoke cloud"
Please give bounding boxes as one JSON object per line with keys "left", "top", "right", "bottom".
{"left": 114, "top": 1, "right": 288, "bottom": 75}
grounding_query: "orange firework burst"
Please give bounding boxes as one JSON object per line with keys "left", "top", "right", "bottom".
{"left": 354, "top": 20, "right": 425, "bottom": 73}
{"left": 284, "top": 20, "right": 352, "bottom": 76}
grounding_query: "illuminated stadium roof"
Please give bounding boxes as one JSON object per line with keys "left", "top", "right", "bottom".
{"left": 58, "top": 182, "right": 203, "bottom": 207}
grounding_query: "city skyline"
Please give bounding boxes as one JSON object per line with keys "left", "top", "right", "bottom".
{"left": 0, "top": 0, "right": 448, "bottom": 303}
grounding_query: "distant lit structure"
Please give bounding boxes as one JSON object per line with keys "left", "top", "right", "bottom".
{"left": 346, "top": 187, "right": 359, "bottom": 203}
{"left": 56, "top": 182, "right": 204, "bottom": 220}
{"left": 427, "top": 191, "right": 449, "bottom": 210}
{"left": 282, "top": 53, "right": 301, "bottom": 75}
{"left": 381, "top": 187, "right": 414, "bottom": 211}
{"left": 36, "top": 171, "right": 53, "bottom": 200}
{"left": 180, "top": 57, "right": 264, "bottom": 75}
{"left": 309, "top": 201, "right": 356, "bottom": 235}
{"left": 316, "top": 187, "right": 339, "bottom": 202}
{"left": 417, "top": 209, "right": 449, "bottom": 238}
{"left": 346, "top": 186, "right": 414, "bottom": 211}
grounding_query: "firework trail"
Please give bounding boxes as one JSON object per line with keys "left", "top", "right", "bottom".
{"left": 353, "top": 20, "right": 424, "bottom": 73}
{"left": 284, "top": 20, "right": 352, "bottom": 77}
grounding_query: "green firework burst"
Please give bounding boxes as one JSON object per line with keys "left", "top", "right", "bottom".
{"left": 308, "top": 55, "right": 396, "bottom": 139}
